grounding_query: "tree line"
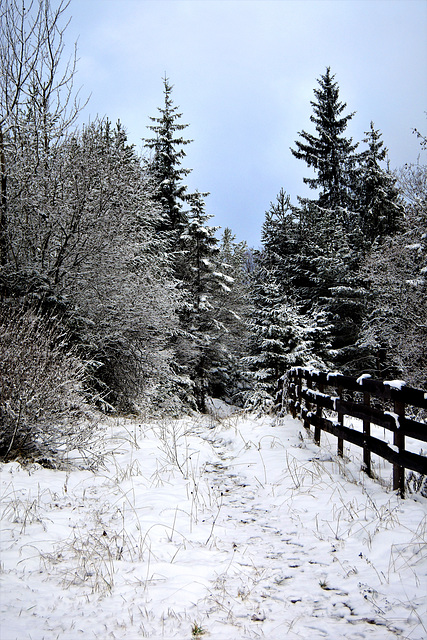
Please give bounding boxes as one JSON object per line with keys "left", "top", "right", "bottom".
{"left": 0, "top": 0, "right": 425, "bottom": 462}
{"left": 248, "top": 68, "right": 426, "bottom": 405}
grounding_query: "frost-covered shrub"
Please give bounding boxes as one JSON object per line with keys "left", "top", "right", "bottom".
{"left": 406, "top": 471, "right": 427, "bottom": 498}
{"left": 243, "top": 386, "right": 276, "bottom": 415}
{"left": 0, "top": 302, "right": 96, "bottom": 463}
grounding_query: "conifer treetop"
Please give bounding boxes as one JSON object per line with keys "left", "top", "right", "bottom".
{"left": 143, "top": 75, "right": 193, "bottom": 231}
{"left": 291, "top": 67, "right": 358, "bottom": 209}
{"left": 357, "top": 121, "right": 404, "bottom": 240}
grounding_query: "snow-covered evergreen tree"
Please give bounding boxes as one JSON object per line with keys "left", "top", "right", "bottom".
{"left": 288, "top": 68, "right": 369, "bottom": 372}
{"left": 244, "top": 254, "right": 331, "bottom": 411}
{"left": 246, "top": 189, "right": 333, "bottom": 407}
{"left": 356, "top": 122, "right": 404, "bottom": 242}
{"left": 358, "top": 133, "right": 427, "bottom": 385}
{"left": 261, "top": 189, "right": 301, "bottom": 290}
{"left": 143, "top": 76, "right": 192, "bottom": 234}
{"left": 290, "top": 67, "right": 358, "bottom": 211}
{"left": 177, "top": 191, "right": 235, "bottom": 410}
{"left": 216, "top": 227, "right": 253, "bottom": 404}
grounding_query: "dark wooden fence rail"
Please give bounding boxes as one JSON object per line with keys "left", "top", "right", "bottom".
{"left": 281, "top": 367, "right": 427, "bottom": 497}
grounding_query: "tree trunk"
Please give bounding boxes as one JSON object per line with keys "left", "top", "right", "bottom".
{"left": 0, "top": 127, "right": 8, "bottom": 267}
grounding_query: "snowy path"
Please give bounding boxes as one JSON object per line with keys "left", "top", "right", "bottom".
{"left": 1, "top": 412, "right": 426, "bottom": 639}
{"left": 194, "top": 416, "right": 426, "bottom": 639}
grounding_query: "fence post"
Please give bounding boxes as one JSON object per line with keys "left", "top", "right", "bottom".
{"left": 276, "top": 374, "right": 284, "bottom": 416}
{"left": 315, "top": 382, "right": 323, "bottom": 445}
{"left": 393, "top": 399, "right": 406, "bottom": 497}
{"left": 363, "top": 392, "right": 372, "bottom": 477}
{"left": 297, "top": 368, "right": 303, "bottom": 420}
{"left": 289, "top": 371, "right": 297, "bottom": 419}
{"left": 337, "top": 385, "right": 344, "bottom": 457}
{"left": 304, "top": 372, "right": 312, "bottom": 433}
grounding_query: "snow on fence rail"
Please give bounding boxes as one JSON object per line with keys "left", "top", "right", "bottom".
{"left": 280, "top": 367, "right": 427, "bottom": 497}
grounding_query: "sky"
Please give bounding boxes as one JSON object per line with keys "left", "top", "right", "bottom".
{"left": 65, "top": 0, "right": 427, "bottom": 247}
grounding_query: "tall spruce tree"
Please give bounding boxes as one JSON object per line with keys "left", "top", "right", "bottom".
{"left": 356, "top": 131, "right": 426, "bottom": 383}
{"left": 245, "top": 188, "right": 333, "bottom": 409}
{"left": 291, "top": 67, "right": 358, "bottom": 210}
{"left": 143, "top": 76, "right": 192, "bottom": 234}
{"left": 244, "top": 252, "right": 331, "bottom": 411}
{"left": 357, "top": 122, "right": 404, "bottom": 242}
{"left": 245, "top": 265, "right": 294, "bottom": 409}
{"left": 288, "top": 68, "right": 367, "bottom": 371}
{"left": 217, "top": 228, "right": 253, "bottom": 404}
{"left": 178, "top": 191, "right": 234, "bottom": 411}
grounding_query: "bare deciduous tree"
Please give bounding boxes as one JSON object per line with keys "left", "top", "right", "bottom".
{"left": 0, "top": 0, "right": 84, "bottom": 266}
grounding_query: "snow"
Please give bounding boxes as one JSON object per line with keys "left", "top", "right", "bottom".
{"left": 332, "top": 395, "right": 340, "bottom": 410}
{"left": 305, "top": 388, "right": 329, "bottom": 402}
{"left": 326, "top": 371, "right": 341, "bottom": 381}
{"left": 384, "top": 380, "right": 407, "bottom": 390}
{"left": 384, "top": 411, "right": 401, "bottom": 428}
{"left": 1, "top": 412, "right": 427, "bottom": 639}
{"left": 212, "top": 271, "right": 235, "bottom": 284}
{"left": 357, "top": 374, "right": 372, "bottom": 385}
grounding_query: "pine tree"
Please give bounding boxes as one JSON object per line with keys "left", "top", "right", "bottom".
{"left": 291, "top": 67, "right": 358, "bottom": 210}
{"left": 288, "top": 68, "right": 369, "bottom": 371}
{"left": 246, "top": 187, "right": 333, "bottom": 407}
{"left": 143, "top": 76, "right": 192, "bottom": 233}
{"left": 357, "top": 122, "right": 404, "bottom": 242}
{"left": 217, "top": 227, "right": 253, "bottom": 404}
{"left": 177, "top": 191, "right": 233, "bottom": 411}
{"left": 245, "top": 269, "right": 293, "bottom": 406}
{"left": 261, "top": 189, "right": 299, "bottom": 286}
{"left": 244, "top": 253, "right": 331, "bottom": 411}
{"left": 357, "top": 132, "right": 427, "bottom": 384}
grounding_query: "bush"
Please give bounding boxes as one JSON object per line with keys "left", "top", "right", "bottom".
{"left": 0, "top": 302, "right": 96, "bottom": 463}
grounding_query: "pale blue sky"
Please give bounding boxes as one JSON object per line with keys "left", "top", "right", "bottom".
{"left": 67, "top": 0, "right": 427, "bottom": 247}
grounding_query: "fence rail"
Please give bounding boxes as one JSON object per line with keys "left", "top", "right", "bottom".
{"left": 282, "top": 367, "right": 427, "bottom": 497}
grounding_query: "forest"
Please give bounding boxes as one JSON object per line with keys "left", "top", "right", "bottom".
{"left": 1, "top": 0, "right": 426, "bottom": 465}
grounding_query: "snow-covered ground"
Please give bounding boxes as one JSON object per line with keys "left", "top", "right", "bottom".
{"left": 1, "top": 409, "right": 426, "bottom": 639}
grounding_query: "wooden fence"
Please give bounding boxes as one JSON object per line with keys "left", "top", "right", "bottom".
{"left": 281, "top": 367, "right": 427, "bottom": 497}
